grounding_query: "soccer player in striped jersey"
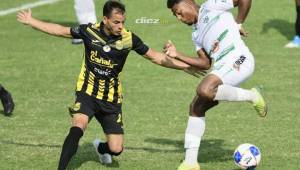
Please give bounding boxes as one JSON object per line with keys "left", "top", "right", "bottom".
{"left": 17, "top": 1, "right": 201, "bottom": 169}
{"left": 165, "top": 0, "right": 267, "bottom": 169}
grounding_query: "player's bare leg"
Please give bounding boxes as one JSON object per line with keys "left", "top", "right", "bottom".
{"left": 180, "top": 74, "right": 267, "bottom": 170}
{"left": 58, "top": 113, "right": 88, "bottom": 170}
{"left": 179, "top": 75, "right": 220, "bottom": 170}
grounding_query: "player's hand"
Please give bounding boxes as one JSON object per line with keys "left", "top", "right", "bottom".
{"left": 183, "top": 66, "right": 208, "bottom": 78}
{"left": 163, "top": 40, "right": 178, "bottom": 58}
{"left": 211, "top": 40, "right": 220, "bottom": 53}
{"left": 17, "top": 9, "right": 32, "bottom": 25}
{"left": 239, "top": 27, "right": 249, "bottom": 37}
{"left": 238, "top": 24, "right": 249, "bottom": 37}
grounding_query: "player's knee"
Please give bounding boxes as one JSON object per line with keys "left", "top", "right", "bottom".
{"left": 196, "top": 86, "right": 211, "bottom": 99}
{"left": 72, "top": 114, "right": 89, "bottom": 130}
{"left": 197, "top": 87, "right": 214, "bottom": 100}
{"left": 109, "top": 145, "right": 123, "bottom": 156}
{"left": 72, "top": 121, "right": 88, "bottom": 130}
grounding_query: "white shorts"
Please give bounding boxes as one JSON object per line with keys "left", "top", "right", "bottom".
{"left": 209, "top": 54, "right": 255, "bottom": 86}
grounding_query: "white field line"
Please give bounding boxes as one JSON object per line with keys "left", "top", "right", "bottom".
{"left": 0, "top": 0, "right": 62, "bottom": 16}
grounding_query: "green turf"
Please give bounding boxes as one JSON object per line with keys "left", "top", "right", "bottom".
{"left": 0, "top": 0, "right": 300, "bottom": 169}
{"left": 0, "top": 0, "right": 42, "bottom": 11}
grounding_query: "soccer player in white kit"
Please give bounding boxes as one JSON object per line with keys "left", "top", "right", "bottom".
{"left": 72, "top": 0, "right": 97, "bottom": 44}
{"left": 165, "top": 0, "right": 268, "bottom": 169}
{"left": 73, "top": 1, "right": 122, "bottom": 44}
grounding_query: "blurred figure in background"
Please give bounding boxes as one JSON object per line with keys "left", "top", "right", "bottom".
{"left": 0, "top": 84, "right": 14, "bottom": 116}
{"left": 285, "top": 0, "right": 300, "bottom": 48}
{"left": 72, "top": 0, "right": 97, "bottom": 44}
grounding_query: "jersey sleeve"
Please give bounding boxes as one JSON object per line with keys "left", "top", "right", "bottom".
{"left": 192, "top": 32, "right": 202, "bottom": 51}
{"left": 70, "top": 24, "right": 88, "bottom": 39}
{"left": 131, "top": 33, "right": 149, "bottom": 55}
{"left": 204, "top": 0, "right": 234, "bottom": 11}
{"left": 194, "top": 41, "right": 202, "bottom": 51}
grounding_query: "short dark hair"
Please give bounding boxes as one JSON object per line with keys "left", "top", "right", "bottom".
{"left": 103, "top": 0, "right": 126, "bottom": 18}
{"left": 167, "top": 0, "right": 183, "bottom": 9}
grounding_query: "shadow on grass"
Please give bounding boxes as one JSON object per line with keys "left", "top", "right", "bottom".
{"left": 0, "top": 140, "right": 119, "bottom": 169}
{"left": 0, "top": 139, "right": 61, "bottom": 148}
{"left": 67, "top": 142, "right": 120, "bottom": 170}
{"left": 126, "top": 137, "right": 233, "bottom": 163}
{"left": 261, "top": 19, "right": 295, "bottom": 40}
{"left": 126, "top": 138, "right": 183, "bottom": 153}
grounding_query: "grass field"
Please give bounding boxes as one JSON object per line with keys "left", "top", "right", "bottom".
{"left": 1, "top": 0, "right": 300, "bottom": 169}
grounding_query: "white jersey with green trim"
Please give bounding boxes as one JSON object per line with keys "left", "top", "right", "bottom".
{"left": 192, "top": 0, "right": 252, "bottom": 62}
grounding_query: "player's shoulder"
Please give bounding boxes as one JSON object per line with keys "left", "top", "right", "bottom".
{"left": 202, "top": 0, "right": 234, "bottom": 11}
{"left": 90, "top": 23, "right": 101, "bottom": 30}
{"left": 204, "top": 0, "right": 233, "bottom": 4}
{"left": 72, "top": 23, "right": 92, "bottom": 33}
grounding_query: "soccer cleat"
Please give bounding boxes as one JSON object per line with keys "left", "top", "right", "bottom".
{"left": 93, "top": 139, "right": 112, "bottom": 164}
{"left": 284, "top": 36, "right": 300, "bottom": 48}
{"left": 177, "top": 162, "right": 200, "bottom": 170}
{"left": 0, "top": 88, "right": 14, "bottom": 116}
{"left": 251, "top": 87, "right": 268, "bottom": 117}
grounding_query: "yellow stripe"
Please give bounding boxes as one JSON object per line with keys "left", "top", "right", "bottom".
{"left": 117, "top": 79, "right": 123, "bottom": 103}
{"left": 121, "top": 29, "right": 132, "bottom": 49}
{"left": 87, "top": 27, "right": 107, "bottom": 44}
{"left": 96, "top": 79, "right": 105, "bottom": 100}
{"left": 91, "top": 23, "right": 101, "bottom": 30}
{"left": 86, "top": 71, "right": 95, "bottom": 95}
{"left": 76, "top": 59, "right": 86, "bottom": 91}
{"left": 107, "top": 78, "right": 115, "bottom": 102}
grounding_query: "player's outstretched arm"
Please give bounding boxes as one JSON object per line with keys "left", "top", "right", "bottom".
{"left": 233, "top": 0, "right": 252, "bottom": 24}
{"left": 164, "top": 41, "right": 211, "bottom": 70}
{"left": 17, "top": 9, "right": 72, "bottom": 38}
{"left": 144, "top": 49, "right": 205, "bottom": 78}
{"left": 144, "top": 48, "right": 190, "bottom": 70}
{"left": 233, "top": 0, "right": 252, "bottom": 36}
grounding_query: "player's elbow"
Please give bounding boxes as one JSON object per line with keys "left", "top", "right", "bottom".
{"left": 145, "top": 50, "right": 164, "bottom": 65}
{"left": 201, "top": 63, "right": 211, "bottom": 70}
{"left": 195, "top": 60, "right": 211, "bottom": 70}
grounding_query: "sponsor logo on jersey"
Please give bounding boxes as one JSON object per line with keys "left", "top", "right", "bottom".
{"left": 90, "top": 51, "right": 118, "bottom": 69}
{"left": 233, "top": 56, "right": 246, "bottom": 71}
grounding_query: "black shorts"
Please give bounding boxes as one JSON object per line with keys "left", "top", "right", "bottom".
{"left": 69, "top": 91, "right": 123, "bottom": 134}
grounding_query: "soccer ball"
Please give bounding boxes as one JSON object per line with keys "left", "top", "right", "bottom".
{"left": 233, "top": 143, "right": 261, "bottom": 169}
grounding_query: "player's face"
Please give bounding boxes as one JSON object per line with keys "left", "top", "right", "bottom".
{"left": 104, "top": 9, "right": 126, "bottom": 36}
{"left": 171, "top": 1, "right": 198, "bottom": 25}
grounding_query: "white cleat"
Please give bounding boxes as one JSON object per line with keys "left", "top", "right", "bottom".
{"left": 284, "top": 36, "right": 300, "bottom": 48}
{"left": 93, "top": 139, "right": 112, "bottom": 164}
{"left": 285, "top": 41, "right": 300, "bottom": 48}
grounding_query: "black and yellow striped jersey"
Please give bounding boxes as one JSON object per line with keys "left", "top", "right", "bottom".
{"left": 70, "top": 22, "right": 149, "bottom": 104}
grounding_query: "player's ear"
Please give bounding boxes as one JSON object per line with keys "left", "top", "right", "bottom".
{"left": 103, "top": 16, "right": 108, "bottom": 24}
